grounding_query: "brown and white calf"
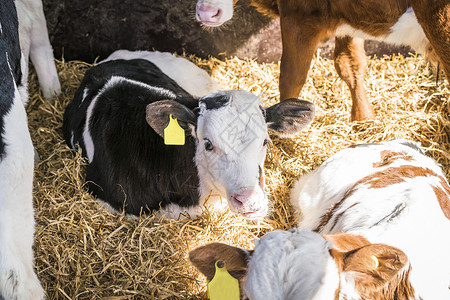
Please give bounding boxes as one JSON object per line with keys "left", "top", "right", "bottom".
{"left": 196, "top": 0, "right": 450, "bottom": 121}
{"left": 190, "top": 230, "right": 415, "bottom": 299}
{"left": 291, "top": 139, "right": 450, "bottom": 299}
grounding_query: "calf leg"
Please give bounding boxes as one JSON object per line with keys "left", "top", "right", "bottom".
{"left": 279, "top": 15, "right": 328, "bottom": 100}
{"left": 334, "top": 36, "right": 374, "bottom": 121}
{"left": 16, "top": 0, "right": 61, "bottom": 99}
{"left": 410, "top": 0, "right": 450, "bottom": 82}
{"left": 0, "top": 92, "right": 44, "bottom": 300}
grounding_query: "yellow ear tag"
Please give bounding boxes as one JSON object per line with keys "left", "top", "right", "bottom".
{"left": 164, "top": 114, "right": 185, "bottom": 145}
{"left": 371, "top": 255, "right": 379, "bottom": 269}
{"left": 207, "top": 260, "right": 240, "bottom": 300}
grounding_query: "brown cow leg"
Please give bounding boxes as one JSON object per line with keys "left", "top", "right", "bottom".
{"left": 334, "top": 36, "right": 374, "bottom": 121}
{"left": 410, "top": 0, "right": 450, "bottom": 82}
{"left": 279, "top": 16, "right": 327, "bottom": 101}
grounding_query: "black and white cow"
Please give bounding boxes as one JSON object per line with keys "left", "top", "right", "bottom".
{"left": 63, "top": 50, "right": 315, "bottom": 219}
{"left": 0, "top": 0, "right": 44, "bottom": 299}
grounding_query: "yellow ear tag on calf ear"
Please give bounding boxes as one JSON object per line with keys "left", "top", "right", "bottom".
{"left": 371, "top": 255, "right": 379, "bottom": 269}
{"left": 164, "top": 114, "right": 185, "bottom": 145}
{"left": 207, "top": 260, "right": 240, "bottom": 300}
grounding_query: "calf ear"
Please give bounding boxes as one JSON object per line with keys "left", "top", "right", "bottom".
{"left": 146, "top": 100, "right": 197, "bottom": 137}
{"left": 342, "top": 244, "right": 409, "bottom": 290}
{"left": 189, "top": 243, "right": 252, "bottom": 281}
{"left": 324, "top": 232, "right": 371, "bottom": 252}
{"left": 264, "top": 98, "right": 315, "bottom": 137}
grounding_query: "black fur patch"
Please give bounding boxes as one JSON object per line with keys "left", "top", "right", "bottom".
{"left": 0, "top": 0, "right": 22, "bottom": 160}
{"left": 199, "top": 94, "right": 230, "bottom": 110}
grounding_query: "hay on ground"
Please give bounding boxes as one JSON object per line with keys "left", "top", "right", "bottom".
{"left": 26, "top": 53, "right": 449, "bottom": 299}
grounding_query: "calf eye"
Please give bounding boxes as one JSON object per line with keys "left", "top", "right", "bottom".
{"left": 263, "top": 138, "right": 268, "bottom": 147}
{"left": 204, "top": 138, "right": 214, "bottom": 151}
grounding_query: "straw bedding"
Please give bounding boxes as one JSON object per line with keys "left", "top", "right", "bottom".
{"left": 26, "top": 53, "right": 449, "bottom": 299}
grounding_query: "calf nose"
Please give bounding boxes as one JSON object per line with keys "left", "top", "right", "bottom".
{"left": 230, "top": 190, "right": 256, "bottom": 208}
{"left": 196, "top": 5, "right": 222, "bottom": 23}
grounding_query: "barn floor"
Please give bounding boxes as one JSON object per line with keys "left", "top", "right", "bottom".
{"left": 26, "top": 53, "right": 449, "bottom": 299}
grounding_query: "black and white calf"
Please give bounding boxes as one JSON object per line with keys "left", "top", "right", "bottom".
{"left": 63, "top": 50, "right": 315, "bottom": 219}
{"left": 0, "top": 0, "right": 44, "bottom": 299}
{"left": 291, "top": 139, "right": 450, "bottom": 299}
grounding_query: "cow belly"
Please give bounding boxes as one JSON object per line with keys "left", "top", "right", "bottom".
{"left": 335, "top": 8, "right": 429, "bottom": 54}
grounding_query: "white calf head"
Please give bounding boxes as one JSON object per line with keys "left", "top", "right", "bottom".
{"left": 189, "top": 230, "right": 413, "bottom": 300}
{"left": 146, "top": 90, "right": 315, "bottom": 218}
{"left": 196, "top": 0, "right": 236, "bottom": 26}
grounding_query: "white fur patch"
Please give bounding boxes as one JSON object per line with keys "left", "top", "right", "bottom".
{"left": 245, "top": 230, "right": 333, "bottom": 299}
{"left": 195, "top": 90, "right": 269, "bottom": 216}
{"left": 0, "top": 88, "right": 44, "bottom": 299}
{"left": 15, "top": 0, "right": 61, "bottom": 98}
{"left": 339, "top": 273, "right": 361, "bottom": 300}
{"left": 335, "top": 8, "right": 429, "bottom": 54}
{"left": 310, "top": 256, "right": 340, "bottom": 300}
{"left": 100, "top": 50, "right": 220, "bottom": 98}
{"left": 81, "top": 87, "right": 89, "bottom": 104}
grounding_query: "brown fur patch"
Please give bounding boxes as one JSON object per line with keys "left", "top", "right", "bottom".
{"left": 334, "top": 36, "right": 374, "bottom": 121}
{"left": 355, "top": 165, "right": 436, "bottom": 189}
{"left": 189, "top": 243, "right": 252, "bottom": 281}
{"left": 372, "top": 151, "right": 414, "bottom": 168}
{"left": 259, "top": 165, "right": 265, "bottom": 189}
{"left": 410, "top": 0, "right": 450, "bottom": 81}
{"left": 251, "top": 0, "right": 279, "bottom": 17}
{"left": 331, "top": 1, "right": 410, "bottom": 37}
{"left": 325, "top": 232, "right": 371, "bottom": 273}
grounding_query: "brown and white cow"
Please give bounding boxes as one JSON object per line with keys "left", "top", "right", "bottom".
{"left": 196, "top": 0, "right": 450, "bottom": 121}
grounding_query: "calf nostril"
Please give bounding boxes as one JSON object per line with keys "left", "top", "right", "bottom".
{"left": 231, "top": 195, "right": 244, "bottom": 208}
{"left": 212, "top": 8, "right": 222, "bottom": 18}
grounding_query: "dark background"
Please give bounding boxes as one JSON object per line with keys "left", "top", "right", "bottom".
{"left": 42, "top": 0, "right": 412, "bottom": 63}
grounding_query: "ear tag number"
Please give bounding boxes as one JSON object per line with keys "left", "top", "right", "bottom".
{"left": 164, "top": 114, "right": 185, "bottom": 145}
{"left": 207, "top": 260, "right": 240, "bottom": 300}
